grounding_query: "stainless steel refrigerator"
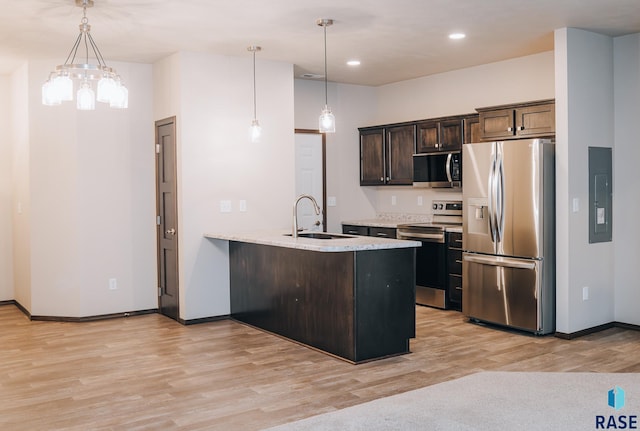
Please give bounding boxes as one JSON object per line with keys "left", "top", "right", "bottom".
{"left": 462, "top": 139, "right": 555, "bottom": 334}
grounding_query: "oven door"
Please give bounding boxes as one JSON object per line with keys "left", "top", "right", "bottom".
{"left": 415, "top": 239, "right": 447, "bottom": 308}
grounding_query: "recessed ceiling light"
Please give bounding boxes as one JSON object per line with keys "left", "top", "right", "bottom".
{"left": 449, "top": 33, "right": 466, "bottom": 40}
{"left": 347, "top": 60, "right": 361, "bottom": 66}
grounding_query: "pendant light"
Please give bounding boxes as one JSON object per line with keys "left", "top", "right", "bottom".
{"left": 248, "top": 46, "right": 262, "bottom": 143}
{"left": 42, "top": 0, "right": 128, "bottom": 110}
{"left": 317, "top": 18, "right": 335, "bottom": 133}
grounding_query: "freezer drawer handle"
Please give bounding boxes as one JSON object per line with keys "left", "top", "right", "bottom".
{"left": 463, "top": 254, "right": 536, "bottom": 270}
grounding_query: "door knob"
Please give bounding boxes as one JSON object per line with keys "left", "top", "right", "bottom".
{"left": 165, "top": 228, "right": 176, "bottom": 235}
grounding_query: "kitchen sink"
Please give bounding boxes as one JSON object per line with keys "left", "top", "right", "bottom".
{"left": 284, "top": 232, "right": 354, "bottom": 240}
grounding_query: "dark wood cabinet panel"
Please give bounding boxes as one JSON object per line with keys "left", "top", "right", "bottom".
{"left": 368, "top": 227, "right": 397, "bottom": 239}
{"left": 479, "top": 108, "right": 514, "bottom": 140}
{"left": 416, "top": 118, "right": 463, "bottom": 153}
{"left": 515, "top": 103, "right": 555, "bottom": 137}
{"left": 439, "top": 119, "right": 464, "bottom": 151}
{"left": 359, "top": 124, "right": 414, "bottom": 186}
{"left": 229, "top": 242, "right": 415, "bottom": 363}
{"left": 342, "top": 225, "right": 397, "bottom": 239}
{"left": 416, "top": 120, "right": 439, "bottom": 153}
{"left": 446, "top": 231, "right": 463, "bottom": 311}
{"left": 464, "top": 115, "right": 481, "bottom": 144}
{"left": 386, "top": 125, "right": 415, "bottom": 185}
{"left": 359, "top": 128, "right": 385, "bottom": 185}
{"left": 342, "top": 224, "right": 369, "bottom": 236}
{"left": 477, "top": 100, "right": 555, "bottom": 140}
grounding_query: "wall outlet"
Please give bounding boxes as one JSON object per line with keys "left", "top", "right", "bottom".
{"left": 239, "top": 200, "right": 247, "bottom": 212}
{"left": 582, "top": 286, "right": 589, "bottom": 301}
{"left": 417, "top": 196, "right": 423, "bottom": 206}
{"left": 109, "top": 278, "right": 118, "bottom": 290}
{"left": 327, "top": 196, "right": 337, "bottom": 207}
{"left": 391, "top": 195, "right": 397, "bottom": 206}
{"left": 220, "top": 200, "right": 232, "bottom": 213}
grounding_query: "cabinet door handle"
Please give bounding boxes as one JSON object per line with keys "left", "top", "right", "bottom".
{"left": 380, "top": 177, "right": 384, "bottom": 181}
{"left": 518, "top": 126, "right": 524, "bottom": 131}
{"left": 507, "top": 127, "right": 513, "bottom": 132}
{"left": 386, "top": 177, "right": 390, "bottom": 181}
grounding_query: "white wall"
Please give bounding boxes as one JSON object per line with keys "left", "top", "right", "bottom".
{"left": 154, "top": 51, "right": 296, "bottom": 320}
{"left": 10, "top": 64, "right": 31, "bottom": 310}
{"left": 294, "top": 79, "right": 378, "bottom": 232}
{"left": 613, "top": 33, "right": 640, "bottom": 325}
{"left": 294, "top": 52, "right": 555, "bottom": 231}
{"left": 11, "top": 59, "right": 156, "bottom": 317}
{"left": 0, "top": 75, "right": 13, "bottom": 301}
{"left": 555, "top": 28, "right": 616, "bottom": 333}
{"left": 375, "top": 51, "right": 555, "bottom": 124}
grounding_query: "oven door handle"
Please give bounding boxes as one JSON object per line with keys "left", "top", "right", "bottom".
{"left": 397, "top": 232, "right": 445, "bottom": 242}
{"left": 463, "top": 254, "right": 536, "bottom": 270}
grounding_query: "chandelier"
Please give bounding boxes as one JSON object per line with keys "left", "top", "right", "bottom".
{"left": 42, "top": 0, "right": 128, "bottom": 110}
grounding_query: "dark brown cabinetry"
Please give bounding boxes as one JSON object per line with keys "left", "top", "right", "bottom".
{"left": 230, "top": 242, "right": 415, "bottom": 363}
{"left": 447, "top": 231, "right": 463, "bottom": 311}
{"left": 477, "top": 99, "right": 555, "bottom": 140}
{"left": 416, "top": 118, "right": 463, "bottom": 153}
{"left": 359, "top": 124, "right": 414, "bottom": 186}
{"left": 342, "top": 224, "right": 397, "bottom": 239}
{"left": 464, "top": 114, "right": 480, "bottom": 144}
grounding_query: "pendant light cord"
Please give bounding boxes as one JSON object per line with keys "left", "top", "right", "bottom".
{"left": 323, "top": 23, "right": 328, "bottom": 106}
{"left": 252, "top": 48, "right": 257, "bottom": 120}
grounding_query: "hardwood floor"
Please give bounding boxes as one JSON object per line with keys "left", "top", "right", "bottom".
{"left": 1, "top": 304, "right": 639, "bottom": 431}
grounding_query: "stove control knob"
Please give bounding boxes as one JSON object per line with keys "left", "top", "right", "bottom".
{"left": 438, "top": 203, "right": 444, "bottom": 210}
{"left": 432, "top": 203, "right": 438, "bottom": 210}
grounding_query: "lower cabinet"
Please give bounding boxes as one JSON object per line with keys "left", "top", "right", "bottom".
{"left": 447, "top": 231, "right": 463, "bottom": 311}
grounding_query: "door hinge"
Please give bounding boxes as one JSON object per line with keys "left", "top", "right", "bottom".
{"left": 155, "top": 143, "right": 161, "bottom": 154}
{"left": 156, "top": 215, "right": 161, "bottom": 225}
{"left": 158, "top": 287, "right": 162, "bottom": 297}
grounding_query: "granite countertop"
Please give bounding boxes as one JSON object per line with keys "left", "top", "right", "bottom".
{"left": 342, "top": 213, "right": 432, "bottom": 229}
{"left": 204, "top": 230, "right": 421, "bottom": 252}
{"left": 343, "top": 213, "right": 463, "bottom": 233}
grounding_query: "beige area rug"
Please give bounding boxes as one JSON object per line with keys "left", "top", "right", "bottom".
{"left": 263, "top": 372, "right": 640, "bottom": 430}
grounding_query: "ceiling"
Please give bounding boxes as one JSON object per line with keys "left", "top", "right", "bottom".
{"left": 1, "top": 0, "right": 640, "bottom": 87}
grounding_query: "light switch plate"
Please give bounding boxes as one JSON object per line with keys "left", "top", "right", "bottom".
{"left": 327, "top": 196, "right": 337, "bottom": 207}
{"left": 220, "top": 200, "right": 232, "bottom": 213}
{"left": 572, "top": 198, "right": 579, "bottom": 213}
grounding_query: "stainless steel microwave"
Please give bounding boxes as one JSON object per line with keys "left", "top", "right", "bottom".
{"left": 412, "top": 151, "right": 461, "bottom": 188}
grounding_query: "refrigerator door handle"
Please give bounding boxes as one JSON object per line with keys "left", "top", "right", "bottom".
{"left": 463, "top": 254, "right": 537, "bottom": 270}
{"left": 496, "top": 148, "right": 505, "bottom": 243}
{"left": 487, "top": 151, "right": 497, "bottom": 243}
{"left": 445, "top": 152, "right": 453, "bottom": 183}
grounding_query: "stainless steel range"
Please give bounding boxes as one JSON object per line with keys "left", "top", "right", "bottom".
{"left": 397, "top": 200, "right": 462, "bottom": 309}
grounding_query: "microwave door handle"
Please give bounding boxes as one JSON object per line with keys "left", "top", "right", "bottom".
{"left": 445, "top": 152, "right": 453, "bottom": 183}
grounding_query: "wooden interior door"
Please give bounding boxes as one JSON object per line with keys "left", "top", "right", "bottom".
{"left": 155, "top": 117, "right": 179, "bottom": 321}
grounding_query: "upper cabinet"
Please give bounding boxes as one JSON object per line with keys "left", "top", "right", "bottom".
{"left": 416, "top": 117, "right": 463, "bottom": 153}
{"left": 463, "top": 114, "right": 480, "bottom": 144}
{"left": 359, "top": 124, "right": 414, "bottom": 186}
{"left": 477, "top": 99, "right": 555, "bottom": 140}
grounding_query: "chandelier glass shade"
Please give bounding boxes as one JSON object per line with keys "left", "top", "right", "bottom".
{"left": 317, "top": 18, "right": 335, "bottom": 134}
{"left": 42, "top": 0, "right": 128, "bottom": 110}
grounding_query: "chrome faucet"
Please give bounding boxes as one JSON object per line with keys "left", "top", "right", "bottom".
{"left": 292, "top": 194, "right": 322, "bottom": 238}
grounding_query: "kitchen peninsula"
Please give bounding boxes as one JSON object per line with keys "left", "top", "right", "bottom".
{"left": 205, "top": 231, "right": 420, "bottom": 363}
